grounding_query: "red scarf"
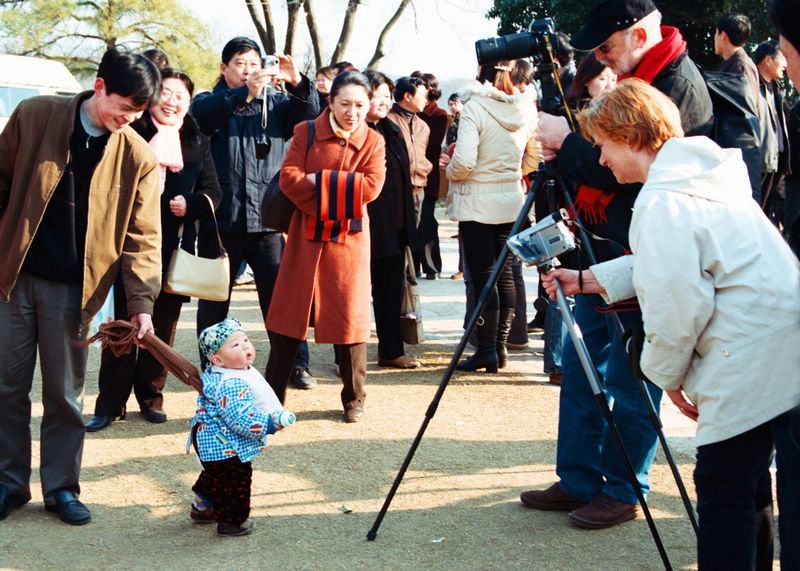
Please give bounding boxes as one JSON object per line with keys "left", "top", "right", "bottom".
{"left": 572, "top": 185, "right": 614, "bottom": 225}
{"left": 621, "top": 26, "right": 686, "bottom": 83}
{"left": 307, "top": 169, "right": 363, "bottom": 243}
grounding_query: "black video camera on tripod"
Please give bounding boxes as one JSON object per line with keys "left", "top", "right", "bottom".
{"left": 475, "top": 18, "right": 568, "bottom": 116}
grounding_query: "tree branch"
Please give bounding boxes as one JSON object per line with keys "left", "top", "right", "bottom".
{"left": 283, "top": 0, "right": 304, "bottom": 55}
{"left": 303, "top": 0, "right": 325, "bottom": 69}
{"left": 258, "top": 0, "right": 276, "bottom": 53}
{"left": 243, "top": 0, "right": 270, "bottom": 54}
{"left": 330, "top": 0, "right": 361, "bottom": 64}
{"left": 366, "top": 0, "right": 411, "bottom": 69}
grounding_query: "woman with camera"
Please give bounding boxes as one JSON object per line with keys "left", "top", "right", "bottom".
{"left": 443, "top": 60, "right": 538, "bottom": 373}
{"left": 543, "top": 78, "right": 800, "bottom": 569}
{"left": 86, "top": 68, "right": 222, "bottom": 431}
{"left": 263, "top": 71, "right": 386, "bottom": 423}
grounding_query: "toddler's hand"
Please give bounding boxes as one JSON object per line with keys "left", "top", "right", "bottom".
{"left": 272, "top": 410, "right": 296, "bottom": 430}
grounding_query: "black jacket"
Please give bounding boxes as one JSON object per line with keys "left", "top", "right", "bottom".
{"left": 132, "top": 113, "right": 223, "bottom": 299}
{"left": 190, "top": 76, "right": 319, "bottom": 233}
{"left": 553, "top": 50, "right": 713, "bottom": 265}
{"left": 368, "top": 118, "right": 417, "bottom": 257}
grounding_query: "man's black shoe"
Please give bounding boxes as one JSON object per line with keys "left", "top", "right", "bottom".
{"left": 141, "top": 408, "right": 167, "bottom": 424}
{"left": 0, "top": 484, "right": 30, "bottom": 521}
{"left": 85, "top": 414, "right": 122, "bottom": 432}
{"left": 45, "top": 489, "right": 91, "bottom": 525}
{"left": 289, "top": 367, "right": 317, "bottom": 390}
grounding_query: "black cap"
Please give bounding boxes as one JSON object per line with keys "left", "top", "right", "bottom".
{"left": 570, "top": 0, "right": 658, "bottom": 51}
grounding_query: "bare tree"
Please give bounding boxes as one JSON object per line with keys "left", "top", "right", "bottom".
{"left": 329, "top": 0, "right": 361, "bottom": 65}
{"left": 245, "top": 0, "right": 276, "bottom": 54}
{"left": 303, "top": 0, "right": 325, "bottom": 69}
{"left": 366, "top": 0, "right": 412, "bottom": 69}
{"left": 242, "top": 0, "right": 414, "bottom": 71}
{"left": 283, "top": 0, "right": 304, "bottom": 55}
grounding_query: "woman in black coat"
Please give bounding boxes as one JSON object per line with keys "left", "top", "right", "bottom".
{"left": 363, "top": 70, "right": 420, "bottom": 369}
{"left": 86, "top": 69, "right": 223, "bottom": 431}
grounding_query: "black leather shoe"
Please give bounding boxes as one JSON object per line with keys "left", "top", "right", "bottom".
{"left": 141, "top": 407, "right": 167, "bottom": 424}
{"left": 289, "top": 367, "right": 317, "bottom": 390}
{"left": 85, "top": 415, "right": 119, "bottom": 432}
{"left": 0, "top": 484, "right": 31, "bottom": 521}
{"left": 45, "top": 489, "right": 91, "bottom": 525}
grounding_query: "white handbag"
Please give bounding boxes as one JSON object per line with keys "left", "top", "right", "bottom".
{"left": 163, "top": 194, "right": 230, "bottom": 302}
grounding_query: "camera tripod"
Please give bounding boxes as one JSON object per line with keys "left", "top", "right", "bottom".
{"left": 368, "top": 163, "right": 693, "bottom": 570}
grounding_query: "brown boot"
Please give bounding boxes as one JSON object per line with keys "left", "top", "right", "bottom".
{"left": 520, "top": 483, "right": 586, "bottom": 511}
{"left": 568, "top": 493, "right": 638, "bottom": 529}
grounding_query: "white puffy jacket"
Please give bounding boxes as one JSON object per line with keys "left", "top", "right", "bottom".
{"left": 445, "top": 82, "right": 538, "bottom": 224}
{"left": 593, "top": 137, "right": 800, "bottom": 446}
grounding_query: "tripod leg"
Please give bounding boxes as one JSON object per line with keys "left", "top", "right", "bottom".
{"left": 555, "top": 282, "right": 673, "bottom": 571}
{"left": 367, "top": 176, "right": 542, "bottom": 541}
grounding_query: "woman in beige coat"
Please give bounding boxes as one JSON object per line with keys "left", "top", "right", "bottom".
{"left": 444, "top": 61, "right": 538, "bottom": 372}
{"left": 265, "top": 71, "right": 386, "bottom": 422}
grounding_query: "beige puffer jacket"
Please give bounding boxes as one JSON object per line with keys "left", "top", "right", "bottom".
{"left": 445, "top": 82, "right": 538, "bottom": 224}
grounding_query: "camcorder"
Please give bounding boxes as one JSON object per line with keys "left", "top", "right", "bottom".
{"left": 474, "top": 17, "right": 565, "bottom": 114}
{"left": 507, "top": 209, "right": 575, "bottom": 267}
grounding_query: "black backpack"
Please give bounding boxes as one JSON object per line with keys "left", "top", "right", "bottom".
{"left": 697, "top": 67, "right": 762, "bottom": 196}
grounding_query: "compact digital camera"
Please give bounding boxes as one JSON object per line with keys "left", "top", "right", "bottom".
{"left": 507, "top": 209, "right": 575, "bottom": 267}
{"left": 263, "top": 55, "right": 280, "bottom": 75}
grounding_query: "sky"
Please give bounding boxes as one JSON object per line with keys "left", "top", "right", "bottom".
{"left": 182, "top": 0, "right": 499, "bottom": 81}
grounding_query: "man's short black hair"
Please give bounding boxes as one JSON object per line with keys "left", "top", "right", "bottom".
{"left": 97, "top": 47, "right": 161, "bottom": 108}
{"left": 221, "top": 37, "right": 262, "bottom": 65}
{"left": 769, "top": 0, "right": 800, "bottom": 55}
{"left": 716, "top": 13, "right": 751, "bottom": 47}
{"left": 393, "top": 76, "right": 426, "bottom": 103}
{"left": 754, "top": 39, "right": 781, "bottom": 66}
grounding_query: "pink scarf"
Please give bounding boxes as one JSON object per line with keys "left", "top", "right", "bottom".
{"left": 148, "top": 118, "right": 184, "bottom": 192}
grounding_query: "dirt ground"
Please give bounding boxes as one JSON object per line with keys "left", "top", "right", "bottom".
{"left": 0, "top": 216, "right": 773, "bottom": 570}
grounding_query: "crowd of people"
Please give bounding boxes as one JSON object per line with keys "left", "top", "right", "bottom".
{"left": 0, "top": 0, "right": 798, "bottom": 564}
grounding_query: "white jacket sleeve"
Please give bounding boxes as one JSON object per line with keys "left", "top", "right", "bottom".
{"left": 590, "top": 255, "right": 636, "bottom": 303}
{"left": 631, "top": 198, "right": 715, "bottom": 391}
{"left": 446, "top": 103, "right": 480, "bottom": 182}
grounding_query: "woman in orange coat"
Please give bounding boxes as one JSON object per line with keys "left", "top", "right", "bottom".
{"left": 265, "top": 71, "right": 386, "bottom": 422}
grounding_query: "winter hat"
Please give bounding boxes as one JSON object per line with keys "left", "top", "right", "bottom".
{"left": 199, "top": 317, "right": 243, "bottom": 360}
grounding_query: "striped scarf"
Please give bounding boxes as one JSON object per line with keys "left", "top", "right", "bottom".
{"left": 306, "top": 169, "right": 363, "bottom": 243}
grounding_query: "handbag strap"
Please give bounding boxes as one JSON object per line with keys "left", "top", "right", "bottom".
{"left": 404, "top": 246, "right": 415, "bottom": 286}
{"left": 176, "top": 193, "right": 226, "bottom": 256}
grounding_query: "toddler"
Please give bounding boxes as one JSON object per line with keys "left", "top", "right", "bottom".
{"left": 190, "top": 317, "right": 295, "bottom": 536}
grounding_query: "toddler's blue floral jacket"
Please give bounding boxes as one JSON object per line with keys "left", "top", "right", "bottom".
{"left": 189, "top": 370, "right": 277, "bottom": 463}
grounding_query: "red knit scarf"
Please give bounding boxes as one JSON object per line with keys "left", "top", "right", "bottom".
{"left": 573, "top": 185, "right": 614, "bottom": 225}
{"left": 307, "top": 169, "right": 363, "bottom": 243}
{"left": 621, "top": 26, "right": 687, "bottom": 83}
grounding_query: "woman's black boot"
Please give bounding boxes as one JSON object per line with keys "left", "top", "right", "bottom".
{"left": 456, "top": 310, "right": 499, "bottom": 373}
{"left": 496, "top": 308, "right": 515, "bottom": 369}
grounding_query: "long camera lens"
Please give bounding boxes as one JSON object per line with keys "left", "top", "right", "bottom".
{"left": 475, "top": 31, "right": 536, "bottom": 64}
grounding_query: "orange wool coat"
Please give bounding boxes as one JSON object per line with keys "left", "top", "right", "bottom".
{"left": 265, "top": 109, "right": 386, "bottom": 344}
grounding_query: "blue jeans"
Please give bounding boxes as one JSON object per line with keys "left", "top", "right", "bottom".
{"left": 542, "top": 300, "right": 565, "bottom": 374}
{"left": 555, "top": 294, "right": 662, "bottom": 505}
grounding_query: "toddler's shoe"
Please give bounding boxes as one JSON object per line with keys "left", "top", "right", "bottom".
{"left": 190, "top": 505, "right": 215, "bottom": 523}
{"left": 190, "top": 494, "right": 214, "bottom": 523}
{"left": 217, "top": 519, "right": 254, "bottom": 536}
